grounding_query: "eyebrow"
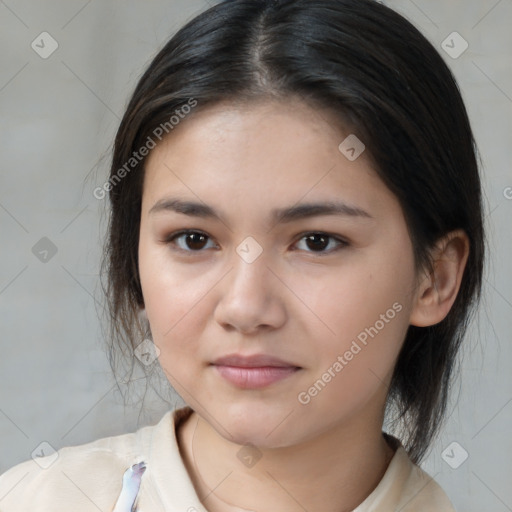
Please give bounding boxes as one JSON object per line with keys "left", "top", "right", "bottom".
{"left": 148, "top": 197, "right": 373, "bottom": 225}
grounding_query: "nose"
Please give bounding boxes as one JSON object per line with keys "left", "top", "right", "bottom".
{"left": 213, "top": 246, "right": 287, "bottom": 335}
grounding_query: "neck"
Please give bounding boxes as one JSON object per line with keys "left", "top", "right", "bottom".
{"left": 177, "top": 406, "right": 395, "bottom": 512}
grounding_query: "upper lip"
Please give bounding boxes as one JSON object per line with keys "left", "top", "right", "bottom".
{"left": 212, "top": 353, "right": 300, "bottom": 368}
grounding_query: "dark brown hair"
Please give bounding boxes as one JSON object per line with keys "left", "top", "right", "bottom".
{"left": 98, "top": 0, "right": 485, "bottom": 464}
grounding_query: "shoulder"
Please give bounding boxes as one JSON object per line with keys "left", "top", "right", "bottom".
{"left": 386, "top": 434, "right": 457, "bottom": 512}
{"left": 396, "top": 455, "right": 457, "bottom": 511}
{"left": 0, "top": 415, "right": 168, "bottom": 512}
{"left": 357, "top": 434, "right": 457, "bottom": 512}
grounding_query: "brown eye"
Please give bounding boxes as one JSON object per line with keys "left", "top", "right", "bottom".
{"left": 295, "top": 232, "right": 348, "bottom": 254}
{"left": 184, "top": 232, "right": 209, "bottom": 250}
{"left": 305, "top": 234, "right": 329, "bottom": 251}
{"left": 164, "top": 230, "right": 348, "bottom": 256}
{"left": 165, "top": 230, "right": 215, "bottom": 252}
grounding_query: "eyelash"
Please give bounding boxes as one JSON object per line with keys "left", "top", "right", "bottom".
{"left": 163, "top": 230, "right": 349, "bottom": 256}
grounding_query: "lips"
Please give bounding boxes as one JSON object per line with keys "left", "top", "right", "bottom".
{"left": 211, "top": 353, "right": 300, "bottom": 368}
{"left": 211, "top": 353, "right": 301, "bottom": 389}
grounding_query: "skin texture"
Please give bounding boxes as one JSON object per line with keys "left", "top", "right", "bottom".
{"left": 137, "top": 99, "right": 469, "bottom": 512}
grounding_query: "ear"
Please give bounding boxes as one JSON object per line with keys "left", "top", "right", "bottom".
{"left": 409, "top": 229, "right": 470, "bottom": 327}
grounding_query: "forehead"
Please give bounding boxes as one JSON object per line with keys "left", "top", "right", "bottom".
{"left": 141, "top": 99, "right": 399, "bottom": 223}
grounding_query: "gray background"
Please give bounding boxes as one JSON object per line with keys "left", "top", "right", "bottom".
{"left": 0, "top": 1, "right": 511, "bottom": 510}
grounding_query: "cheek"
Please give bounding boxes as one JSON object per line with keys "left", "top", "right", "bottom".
{"left": 303, "top": 255, "right": 411, "bottom": 341}
{"left": 138, "top": 242, "right": 210, "bottom": 361}
{"left": 297, "top": 246, "right": 414, "bottom": 388}
{"left": 294, "top": 281, "right": 409, "bottom": 425}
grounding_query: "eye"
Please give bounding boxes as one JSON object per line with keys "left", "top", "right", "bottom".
{"left": 293, "top": 232, "right": 348, "bottom": 255}
{"left": 164, "top": 230, "right": 217, "bottom": 253}
{"left": 164, "top": 230, "right": 348, "bottom": 255}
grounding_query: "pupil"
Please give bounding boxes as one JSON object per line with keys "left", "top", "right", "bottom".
{"left": 188, "top": 233, "right": 206, "bottom": 250}
{"left": 307, "top": 234, "right": 328, "bottom": 251}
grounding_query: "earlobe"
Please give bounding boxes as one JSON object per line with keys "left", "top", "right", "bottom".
{"left": 409, "top": 230, "right": 470, "bottom": 327}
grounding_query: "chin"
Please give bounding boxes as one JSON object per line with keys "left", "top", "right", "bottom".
{"left": 229, "top": 428, "right": 294, "bottom": 450}
{"left": 212, "top": 403, "right": 300, "bottom": 449}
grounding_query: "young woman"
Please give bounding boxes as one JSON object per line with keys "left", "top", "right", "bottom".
{"left": 0, "top": 0, "right": 485, "bottom": 510}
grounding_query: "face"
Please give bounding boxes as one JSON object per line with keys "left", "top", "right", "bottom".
{"left": 138, "top": 99, "right": 420, "bottom": 449}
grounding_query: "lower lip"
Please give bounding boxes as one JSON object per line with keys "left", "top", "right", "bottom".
{"left": 213, "top": 365, "right": 300, "bottom": 389}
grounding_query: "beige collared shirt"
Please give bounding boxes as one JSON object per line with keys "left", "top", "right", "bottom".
{"left": 0, "top": 406, "right": 456, "bottom": 511}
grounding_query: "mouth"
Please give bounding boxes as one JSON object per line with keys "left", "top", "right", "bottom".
{"left": 210, "top": 353, "right": 302, "bottom": 389}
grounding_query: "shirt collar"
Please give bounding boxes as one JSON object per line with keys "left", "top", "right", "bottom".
{"left": 143, "top": 406, "right": 446, "bottom": 512}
